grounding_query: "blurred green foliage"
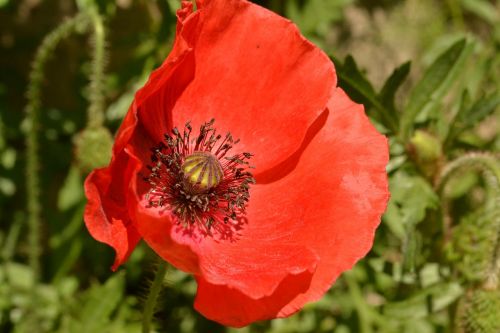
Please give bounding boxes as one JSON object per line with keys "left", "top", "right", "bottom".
{"left": 0, "top": 0, "right": 499, "bottom": 332}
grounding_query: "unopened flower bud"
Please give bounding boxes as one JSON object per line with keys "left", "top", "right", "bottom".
{"left": 408, "top": 130, "right": 442, "bottom": 178}
{"left": 74, "top": 127, "right": 113, "bottom": 173}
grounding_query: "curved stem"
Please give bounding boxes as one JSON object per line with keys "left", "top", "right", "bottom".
{"left": 87, "top": 8, "right": 107, "bottom": 129}
{"left": 437, "top": 153, "right": 500, "bottom": 191}
{"left": 25, "top": 12, "right": 89, "bottom": 284}
{"left": 142, "top": 261, "right": 168, "bottom": 333}
{"left": 437, "top": 152, "right": 500, "bottom": 288}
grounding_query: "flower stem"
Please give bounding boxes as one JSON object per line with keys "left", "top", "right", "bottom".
{"left": 87, "top": 8, "right": 107, "bottom": 129}
{"left": 142, "top": 261, "right": 168, "bottom": 333}
{"left": 24, "top": 13, "right": 89, "bottom": 331}
{"left": 437, "top": 152, "right": 500, "bottom": 287}
{"left": 445, "top": 0, "right": 465, "bottom": 30}
{"left": 437, "top": 153, "right": 500, "bottom": 191}
{"left": 25, "top": 12, "right": 89, "bottom": 284}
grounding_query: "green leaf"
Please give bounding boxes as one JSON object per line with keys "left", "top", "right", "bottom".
{"left": 385, "top": 171, "right": 438, "bottom": 271}
{"left": 334, "top": 55, "right": 398, "bottom": 133}
{"left": 461, "top": 0, "right": 499, "bottom": 25}
{"left": 384, "top": 282, "right": 463, "bottom": 319}
{"left": 52, "top": 239, "right": 83, "bottom": 283}
{"left": 50, "top": 203, "right": 85, "bottom": 249}
{"left": 62, "top": 273, "right": 126, "bottom": 333}
{"left": 166, "top": 0, "right": 182, "bottom": 12}
{"left": 286, "top": 0, "right": 351, "bottom": 38}
{"left": 5, "top": 262, "right": 35, "bottom": 289}
{"left": 446, "top": 92, "right": 500, "bottom": 146}
{"left": 57, "top": 165, "right": 84, "bottom": 211}
{"left": 334, "top": 55, "right": 377, "bottom": 101}
{"left": 402, "top": 229, "right": 422, "bottom": 273}
{"left": 400, "top": 39, "right": 469, "bottom": 141}
{"left": 1, "top": 215, "right": 22, "bottom": 261}
{"left": 385, "top": 171, "right": 439, "bottom": 233}
{"left": 440, "top": 89, "right": 470, "bottom": 142}
{"left": 379, "top": 61, "right": 411, "bottom": 114}
{"left": 460, "top": 93, "right": 500, "bottom": 124}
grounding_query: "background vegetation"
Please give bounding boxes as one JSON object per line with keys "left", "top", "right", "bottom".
{"left": 0, "top": 0, "right": 499, "bottom": 332}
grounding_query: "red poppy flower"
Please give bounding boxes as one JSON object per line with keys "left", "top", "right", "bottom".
{"left": 84, "top": 0, "right": 389, "bottom": 327}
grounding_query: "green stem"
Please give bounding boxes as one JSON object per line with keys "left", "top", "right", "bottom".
{"left": 445, "top": 0, "right": 465, "bottom": 30}
{"left": 437, "top": 153, "right": 500, "bottom": 191}
{"left": 437, "top": 152, "right": 500, "bottom": 287}
{"left": 345, "top": 272, "right": 372, "bottom": 333}
{"left": 25, "top": 12, "right": 89, "bottom": 284}
{"left": 344, "top": 271, "right": 389, "bottom": 333}
{"left": 142, "top": 261, "right": 168, "bottom": 333}
{"left": 87, "top": 9, "right": 107, "bottom": 129}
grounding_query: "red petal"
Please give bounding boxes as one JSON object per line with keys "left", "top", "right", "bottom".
{"left": 134, "top": 1, "right": 196, "bottom": 108}
{"left": 130, "top": 0, "right": 337, "bottom": 302}
{"left": 144, "top": 0, "right": 336, "bottom": 172}
{"left": 132, "top": 2, "right": 199, "bottom": 143}
{"left": 83, "top": 151, "right": 141, "bottom": 271}
{"left": 125, "top": 119, "right": 318, "bottom": 296}
{"left": 193, "top": 88, "right": 389, "bottom": 325}
{"left": 132, "top": 189, "right": 319, "bottom": 298}
{"left": 83, "top": 2, "right": 197, "bottom": 269}
{"left": 193, "top": 270, "right": 313, "bottom": 328}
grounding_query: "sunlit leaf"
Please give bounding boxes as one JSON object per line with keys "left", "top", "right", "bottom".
{"left": 334, "top": 55, "right": 398, "bottom": 132}
{"left": 446, "top": 92, "right": 500, "bottom": 146}
{"left": 379, "top": 61, "right": 411, "bottom": 114}
{"left": 60, "top": 273, "right": 126, "bottom": 333}
{"left": 461, "top": 0, "right": 499, "bottom": 24}
{"left": 57, "top": 165, "right": 84, "bottom": 211}
{"left": 400, "top": 39, "right": 469, "bottom": 141}
{"left": 384, "top": 282, "right": 463, "bottom": 319}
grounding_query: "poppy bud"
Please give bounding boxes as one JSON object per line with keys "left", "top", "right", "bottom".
{"left": 409, "top": 130, "right": 442, "bottom": 178}
{"left": 74, "top": 126, "right": 113, "bottom": 173}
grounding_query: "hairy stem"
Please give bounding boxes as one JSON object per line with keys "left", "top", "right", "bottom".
{"left": 25, "top": 12, "right": 89, "bottom": 284}
{"left": 437, "top": 153, "right": 500, "bottom": 191}
{"left": 87, "top": 9, "right": 107, "bottom": 129}
{"left": 437, "top": 152, "right": 500, "bottom": 287}
{"left": 142, "top": 261, "right": 168, "bottom": 333}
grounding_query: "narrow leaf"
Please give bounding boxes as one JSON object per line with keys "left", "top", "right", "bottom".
{"left": 379, "top": 61, "right": 411, "bottom": 115}
{"left": 57, "top": 165, "right": 84, "bottom": 211}
{"left": 400, "top": 39, "right": 468, "bottom": 141}
{"left": 461, "top": 0, "right": 498, "bottom": 24}
{"left": 446, "top": 92, "right": 500, "bottom": 146}
{"left": 461, "top": 93, "right": 500, "bottom": 124}
{"left": 334, "top": 55, "right": 398, "bottom": 132}
{"left": 384, "top": 282, "right": 463, "bottom": 319}
{"left": 76, "top": 273, "right": 125, "bottom": 333}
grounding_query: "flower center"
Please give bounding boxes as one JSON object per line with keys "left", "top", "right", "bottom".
{"left": 144, "top": 119, "right": 255, "bottom": 234}
{"left": 181, "top": 151, "right": 223, "bottom": 194}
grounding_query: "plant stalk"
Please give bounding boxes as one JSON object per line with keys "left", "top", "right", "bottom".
{"left": 87, "top": 8, "right": 107, "bottom": 129}
{"left": 142, "top": 261, "right": 168, "bottom": 333}
{"left": 25, "top": 12, "right": 89, "bottom": 285}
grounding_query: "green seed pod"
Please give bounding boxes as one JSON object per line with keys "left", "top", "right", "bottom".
{"left": 74, "top": 126, "right": 113, "bottom": 173}
{"left": 181, "top": 151, "right": 223, "bottom": 193}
